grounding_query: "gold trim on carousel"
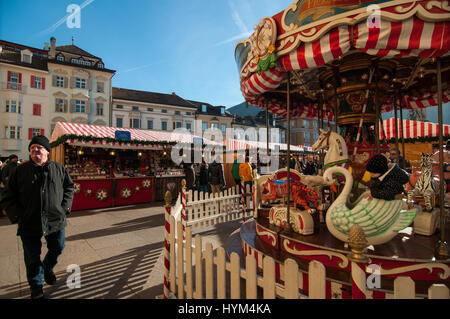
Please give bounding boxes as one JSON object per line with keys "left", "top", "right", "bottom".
{"left": 283, "top": 239, "right": 349, "bottom": 268}
{"left": 256, "top": 225, "right": 277, "bottom": 247}
{"left": 376, "top": 263, "right": 450, "bottom": 280}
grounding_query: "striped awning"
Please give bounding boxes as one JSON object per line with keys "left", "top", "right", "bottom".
{"left": 236, "top": 1, "right": 450, "bottom": 119}
{"left": 51, "top": 122, "right": 198, "bottom": 147}
{"left": 379, "top": 118, "right": 450, "bottom": 140}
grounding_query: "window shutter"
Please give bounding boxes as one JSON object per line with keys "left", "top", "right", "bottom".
{"left": 37, "top": 104, "right": 41, "bottom": 116}
{"left": 64, "top": 99, "right": 68, "bottom": 113}
{"left": 7, "top": 71, "right": 11, "bottom": 82}
{"left": 33, "top": 104, "right": 37, "bottom": 115}
{"left": 18, "top": 73, "right": 22, "bottom": 84}
{"left": 86, "top": 100, "right": 90, "bottom": 114}
{"left": 52, "top": 75, "right": 57, "bottom": 87}
{"left": 31, "top": 75, "right": 35, "bottom": 88}
{"left": 42, "top": 77, "right": 45, "bottom": 90}
{"left": 28, "top": 128, "right": 33, "bottom": 140}
{"left": 70, "top": 77, "right": 75, "bottom": 88}
{"left": 40, "top": 129, "right": 45, "bottom": 136}
{"left": 70, "top": 99, "right": 75, "bottom": 113}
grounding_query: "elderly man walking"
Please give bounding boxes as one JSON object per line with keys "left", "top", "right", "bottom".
{"left": 0, "top": 135, "right": 74, "bottom": 299}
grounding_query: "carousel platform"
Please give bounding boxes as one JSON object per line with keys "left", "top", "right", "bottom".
{"left": 226, "top": 209, "right": 450, "bottom": 299}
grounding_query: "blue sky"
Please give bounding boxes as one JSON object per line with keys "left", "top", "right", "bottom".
{"left": 0, "top": 0, "right": 293, "bottom": 108}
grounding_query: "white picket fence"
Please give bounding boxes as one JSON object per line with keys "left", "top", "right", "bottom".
{"left": 164, "top": 217, "right": 449, "bottom": 299}
{"left": 172, "top": 184, "right": 254, "bottom": 232}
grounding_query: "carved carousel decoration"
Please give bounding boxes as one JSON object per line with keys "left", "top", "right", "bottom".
{"left": 230, "top": 0, "right": 450, "bottom": 299}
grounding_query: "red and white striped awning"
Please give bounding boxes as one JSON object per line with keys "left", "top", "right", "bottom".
{"left": 379, "top": 118, "right": 450, "bottom": 140}
{"left": 51, "top": 122, "right": 198, "bottom": 148}
{"left": 237, "top": 1, "right": 450, "bottom": 119}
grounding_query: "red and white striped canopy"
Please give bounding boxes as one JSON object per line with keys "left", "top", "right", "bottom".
{"left": 236, "top": 1, "right": 450, "bottom": 119}
{"left": 379, "top": 118, "right": 450, "bottom": 140}
{"left": 51, "top": 122, "right": 197, "bottom": 146}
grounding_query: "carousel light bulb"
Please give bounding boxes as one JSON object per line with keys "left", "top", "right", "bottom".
{"left": 163, "top": 151, "right": 167, "bottom": 156}
{"left": 326, "top": 83, "right": 332, "bottom": 89}
{"left": 138, "top": 152, "right": 143, "bottom": 156}
{"left": 341, "top": 78, "right": 347, "bottom": 84}
{"left": 383, "top": 74, "right": 389, "bottom": 80}
{"left": 361, "top": 73, "right": 368, "bottom": 80}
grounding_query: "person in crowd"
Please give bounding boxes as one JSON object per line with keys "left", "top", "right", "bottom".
{"left": 199, "top": 161, "right": 209, "bottom": 193}
{"left": 208, "top": 155, "right": 225, "bottom": 196}
{"left": 1, "top": 154, "right": 18, "bottom": 187}
{"left": 239, "top": 156, "right": 254, "bottom": 192}
{"left": 432, "top": 139, "right": 450, "bottom": 193}
{"left": 303, "top": 155, "right": 318, "bottom": 175}
{"left": 0, "top": 136, "right": 74, "bottom": 299}
{"left": 389, "top": 148, "right": 411, "bottom": 173}
{"left": 232, "top": 155, "right": 242, "bottom": 194}
{"left": 365, "top": 154, "right": 409, "bottom": 201}
{"left": 183, "top": 163, "right": 195, "bottom": 190}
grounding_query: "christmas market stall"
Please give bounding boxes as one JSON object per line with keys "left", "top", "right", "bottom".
{"left": 50, "top": 122, "right": 192, "bottom": 211}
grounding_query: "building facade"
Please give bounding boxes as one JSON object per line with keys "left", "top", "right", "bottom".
{"left": 188, "top": 100, "right": 233, "bottom": 140}
{"left": 47, "top": 37, "right": 115, "bottom": 132}
{"left": 112, "top": 88, "right": 197, "bottom": 133}
{"left": 0, "top": 40, "right": 50, "bottom": 160}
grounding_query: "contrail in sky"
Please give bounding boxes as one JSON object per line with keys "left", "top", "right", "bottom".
{"left": 35, "top": 0, "right": 95, "bottom": 38}
{"left": 215, "top": 0, "right": 252, "bottom": 46}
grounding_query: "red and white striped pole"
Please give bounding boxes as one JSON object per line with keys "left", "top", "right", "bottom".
{"left": 240, "top": 175, "right": 246, "bottom": 222}
{"left": 163, "top": 191, "right": 172, "bottom": 299}
{"left": 351, "top": 261, "right": 367, "bottom": 299}
{"left": 181, "top": 179, "right": 187, "bottom": 240}
{"left": 352, "top": 68, "right": 375, "bottom": 158}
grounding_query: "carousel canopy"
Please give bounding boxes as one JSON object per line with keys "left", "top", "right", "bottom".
{"left": 235, "top": 0, "right": 450, "bottom": 119}
{"left": 380, "top": 118, "right": 450, "bottom": 141}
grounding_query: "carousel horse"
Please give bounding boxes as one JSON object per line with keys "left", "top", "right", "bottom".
{"left": 311, "top": 129, "right": 372, "bottom": 189}
{"left": 323, "top": 166, "right": 418, "bottom": 245}
{"left": 407, "top": 153, "right": 439, "bottom": 212}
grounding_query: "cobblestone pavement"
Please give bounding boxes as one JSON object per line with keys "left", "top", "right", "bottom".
{"left": 0, "top": 202, "right": 242, "bottom": 299}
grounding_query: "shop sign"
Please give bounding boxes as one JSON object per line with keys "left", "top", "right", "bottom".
{"left": 115, "top": 130, "right": 131, "bottom": 140}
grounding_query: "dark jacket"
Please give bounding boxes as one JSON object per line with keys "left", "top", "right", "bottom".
{"left": 183, "top": 165, "right": 195, "bottom": 190}
{"left": 208, "top": 161, "right": 225, "bottom": 186}
{"left": 303, "top": 161, "right": 317, "bottom": 175}
{"left": 369, "top": 164, "right": 409, "bottom": 200}
{"left": 0, "top": 160, "right": 74, "bottom": 237}
{"left": 1, "top": 161, "right": 17, "bottom": 186}
{"left": 199, "top": 164, "right": 209, "bottom": 186}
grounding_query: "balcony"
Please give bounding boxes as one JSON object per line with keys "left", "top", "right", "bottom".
{"left": 0, "top": 138, "right": 22, "bottom": 151}
{"left": 0, "top": 82, "right": 27, "bottom": 94}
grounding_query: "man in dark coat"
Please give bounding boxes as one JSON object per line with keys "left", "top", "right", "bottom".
{"left": 208, "top": 156, "right": 225, "bottom": 196}
{"left": 1, "top": 154, "right": 18, "bottom": 186}
{"left": 366, "top": 154, "right": 409, "bottom": 201}
{"left": 303, "top": 155, "right": 318, "bottom": 175}
{"left": 199, "top": 161, "right": 209, "bottom": 193}
{"left": 0, "top": 136, "right": 74, "bottom": 299}
{"left": 183, "top": 163, "right": 195, "bottom": 190}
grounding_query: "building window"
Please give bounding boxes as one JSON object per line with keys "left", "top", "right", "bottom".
{"left": 97, "top": 82, "right": 104, "bottom": 93}
{"left": 161, "top": 121, "right": 167, "bottom": 131}
{"left": 8, "top": 72, "right": 19, "bottom": 89}
{"left": 147, "top": 120, "right": 153, "bottom": 129}
{"left": 211, "top": 123, "right": 218, "bottom": 129}
{"left": 71, "top": 58, "right": 91, "bottom": 67}
{"left": 97, "top": 62, "right": 104, "bottom": 69}
{"left": 175, "top": 111, "right": 181, "bottom": 115}
{"left": 221, "top": 124, "right": 226, "bottom": 133}
{"left": 130, "top": 118, "right": 140, "bottom": 129}
{"left": 5, "top": 100, "right": 21, "bottom": 113}
{"left": 22, "top": 54, "right": 31, "bottom": 63}
{"left": 147, "top": 108, "right": 153, "bottom": 112}
{"left": 186, "top": 112, "right": 191, "bottom": 116}
{"left": 202, "top": 105, "right": 207, "bottom": 112}
{"left": 116, "top": 118, "right": 123, "bottom": 128}
{"left": 33, "top": 76, "right": 43, "bottom": 89}
{"left": 33, "top": 104, "right": 41, "bottom": 116}
{"left": 32, "top": 128, "right": 41, "bottom": 137}
{"left": 116, "top": 104, "right": 123, "bottom": 109}
{"left": 186, "top": 123, "right": 191, "bottom": 131}
{"left": 176, "top": 122, "right": 182, "bottom": 128}
{"left": 132, "top": 106, "right": 139, "bottom": 111}
{"left": 221, "top": 107, "right": 225, "bottom": 115}
{"left": 75, "top": 78, "right": 86, "bottom": 89}
{"left": 55, "top": 99, "right": 65, "bottom": 112}
{"left": 57, "top": 55, "right": 64, "bottom": 62}
{"left": 202, "top": 122, "right": 207, "bottom": 131}
{"left": 96, "top": 103, "right": 103, "bottom": 116}
{"left": 75, "top": 100, "right": 86, "bottom": 113}
{"left": 56, "top": 76, "right": 64, "bottom": 88}
{"left": 161, "top": 109, "right": 167, "bottom": 113}
{"left": 5, "top": 126, "right": 21, "bottom": 139}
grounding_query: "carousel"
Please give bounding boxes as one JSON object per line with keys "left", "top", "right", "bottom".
{"left": 229, "top": 0, "right": 450, "bottom": 299}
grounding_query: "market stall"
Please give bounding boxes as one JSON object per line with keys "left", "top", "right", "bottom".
{"left": 50, "top": 122, "right": 191, "bottom": 211}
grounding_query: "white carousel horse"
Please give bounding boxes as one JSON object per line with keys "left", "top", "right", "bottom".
{"left": 323, "top": 166, "right": 418, "bottom": 245}
{"left": 407, "top": 153, "right": 439, "bottom": 212}
{"left": 311, "top": 129, "right": 371, "bottom": 188}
